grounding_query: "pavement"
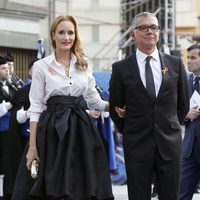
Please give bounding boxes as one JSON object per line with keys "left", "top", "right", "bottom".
{"left": 112, "top": 185, "right": 200, "bottom": 200}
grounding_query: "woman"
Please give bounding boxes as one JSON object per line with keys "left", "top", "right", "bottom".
{"left": 12, "top": 15, "right": 113, "bottom": 200}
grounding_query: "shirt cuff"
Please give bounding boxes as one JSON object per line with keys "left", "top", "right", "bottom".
{"left": 100, "top": 100, "right": 107, "bottom": 112}
{"left": 30, "top": 112, "right": 41, "bottom": 122}
{"left": 0, "top": 102, "right": 8, "bottom": 117}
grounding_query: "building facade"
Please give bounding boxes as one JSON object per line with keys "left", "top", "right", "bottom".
{"left": 0, "top": 0, "right": 121, "bottom": 79}
{"left": 119, "top": 0, "right": 200, "bottom": 64}
{"left": 176, "top": 0, "right": 200, "bottom": 64}
{"left": 1, "top": 0, "right": 198, "bottom": 77}
{"left": 119, "top": 0, "right": 176, "bottom": 57}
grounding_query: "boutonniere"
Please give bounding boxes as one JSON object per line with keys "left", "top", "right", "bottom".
{"left": 162, "top": 67, "right": 168, "bottom": 74}
{"left": 48, "top": 67, "right": 57, "bottom": 76}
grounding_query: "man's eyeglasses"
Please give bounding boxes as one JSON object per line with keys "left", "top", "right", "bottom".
{"left": 134, "top": 25, "right": 160, "bottom": 32}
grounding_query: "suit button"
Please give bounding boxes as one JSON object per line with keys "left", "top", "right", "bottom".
{"left": 155, "top": 123, "right": 159, "bottom": 128}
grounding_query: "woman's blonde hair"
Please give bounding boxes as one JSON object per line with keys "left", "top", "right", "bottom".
{"left": 50, "top": 15, "right": 88, "bottom": 71}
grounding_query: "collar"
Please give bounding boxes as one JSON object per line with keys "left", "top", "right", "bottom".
{"left": 0, "top": 80, "right": 6, "bottom": 86}
{"left": 136, "top": 48, "right": 160, "bottom": 64}
{"left": 48, "top": 51, "right": 77, "bottom": 67}
{"left": 192, "top": 75, "right": 200, "bottom": 81}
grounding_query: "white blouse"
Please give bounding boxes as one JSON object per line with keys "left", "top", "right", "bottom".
{"left": 29, "top": 52, "right": 107, "bottom": 122}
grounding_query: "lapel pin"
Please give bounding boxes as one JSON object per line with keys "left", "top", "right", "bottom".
{"left": 162, "top": 67, "right": 168, "bottom": 74}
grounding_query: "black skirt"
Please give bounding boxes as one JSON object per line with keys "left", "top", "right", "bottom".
{"left": 12, "top": 95, "right": 114, "bottom": 200}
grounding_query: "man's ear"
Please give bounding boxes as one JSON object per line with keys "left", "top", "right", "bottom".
{"left": 130, "top": 31, "right": 135, "bottom": 41}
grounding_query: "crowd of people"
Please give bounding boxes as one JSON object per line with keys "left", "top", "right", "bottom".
{"left": 0, "top": 11, "right": 199, "bottom": 200}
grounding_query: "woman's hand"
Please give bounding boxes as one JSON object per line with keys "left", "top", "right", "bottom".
{"left": 26, "top": 147, "right": 39, "bottom": 171}
{"left": 88, "top": 110, "right": 101, "bottom": 118}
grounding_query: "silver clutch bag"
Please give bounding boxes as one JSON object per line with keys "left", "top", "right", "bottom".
{"left": 31, "top": 160, "right": 39, "bottom": 179}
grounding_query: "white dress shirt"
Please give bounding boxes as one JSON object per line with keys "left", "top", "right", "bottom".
{"left": 0, "top": 81, "right": 9, "bottom": 95}
{"left": 29, "top": 52, "right": 107, "bottom": 122}
{"left": 0, "top": 81, "right": 11, "bottom": 117}
{"left": 136, "top": 48, "right": 162, "bottom": 96}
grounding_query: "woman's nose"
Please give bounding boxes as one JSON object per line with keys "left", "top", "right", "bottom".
{"left": 64, "top": 33, "right": 69, "bottom": 39}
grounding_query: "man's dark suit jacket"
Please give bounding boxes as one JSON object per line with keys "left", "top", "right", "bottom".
{"left": 0, "top": 81, "right": 16, "bottom": 103}
{"left": 109, "top": 52, "right": 189, "bottom": 162}
{"left": 0, "top": 80, "right": 16, "bottom": 188}
{"left": 5, "top": 83, "right": 31, "bottom": 196}
{"left": 182, "top": 74, "right": 200, "bottom": 160}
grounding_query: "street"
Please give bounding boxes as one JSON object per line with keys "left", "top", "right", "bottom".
{"left": 112, "top": 185, "right": 200, "bottom": 200}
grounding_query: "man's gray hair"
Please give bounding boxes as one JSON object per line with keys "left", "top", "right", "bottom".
{"left": 131, "top": 12, "right": 158, "bottom": 31}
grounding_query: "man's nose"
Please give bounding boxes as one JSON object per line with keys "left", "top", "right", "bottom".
{"left": 147, "top": 27, "right": 153, "bottom": 33}
{"left": 187, "top": 59, "right": 191, "bottom": 65}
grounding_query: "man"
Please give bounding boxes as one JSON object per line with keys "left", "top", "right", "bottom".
{"left": 4, "top": 53, "right": 14, "bottom": 78}
{"left": 180, "top": 44, "right": 200, "bottom": 200}
{"left": 0, "top": 56, "right": 16, "bottom": 200}
{"left": 5, "top": 53, "right": 24, "bottom": 89}
{"left": 4, "top": 59, "right": 35, "bottom": 199}
{"left": 109, "top": 12, "right": 189, "bottom": 200}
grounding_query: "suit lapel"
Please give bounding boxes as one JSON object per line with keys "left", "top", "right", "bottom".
{"left": 157, "top": 52, "right": 169, "bottom": 98}
{"left": 188, "top": 74, "right": 193, "bottom": 98}
{"left": 6, "top": 81, "right": 16, "bottom": 98}
{"left": 0, "top": 82, "right": 10, "bottom": 99}
{"left": 159, "top": 52, "right": 166, "bottom": 71}
{"left": 129, "top": 53, "right": 148, "bottom": 94}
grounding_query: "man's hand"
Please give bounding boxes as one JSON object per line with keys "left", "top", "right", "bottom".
{"left": 115, "top": 105, "right": 126, "bottom": 118}
{"left": 186, "top": 106, "right": 200, "bottom": 120}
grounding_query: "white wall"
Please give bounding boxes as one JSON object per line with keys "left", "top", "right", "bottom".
{"left": 176, "top": 0, "right": 198, "bottom": 27}
{"left": 10, "top": 0, "right": 48, "bottom": 8}
{"left": 0, "top": 17, "right": 39, "bottom": 34}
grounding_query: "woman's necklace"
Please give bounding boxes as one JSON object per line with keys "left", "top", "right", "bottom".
{"left": 59, "top": 60, "right": 70, "bottom": 77}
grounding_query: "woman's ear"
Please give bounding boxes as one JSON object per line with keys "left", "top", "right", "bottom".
{"left": 52, "top": 32, "right": 55, "bottom": 40}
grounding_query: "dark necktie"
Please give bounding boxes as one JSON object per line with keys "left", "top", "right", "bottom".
{"left": 193, "top": 77, "right": 200, "bottom": 93}
{"left": 145, "top": 56, "right": 156, "bottom": 99}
